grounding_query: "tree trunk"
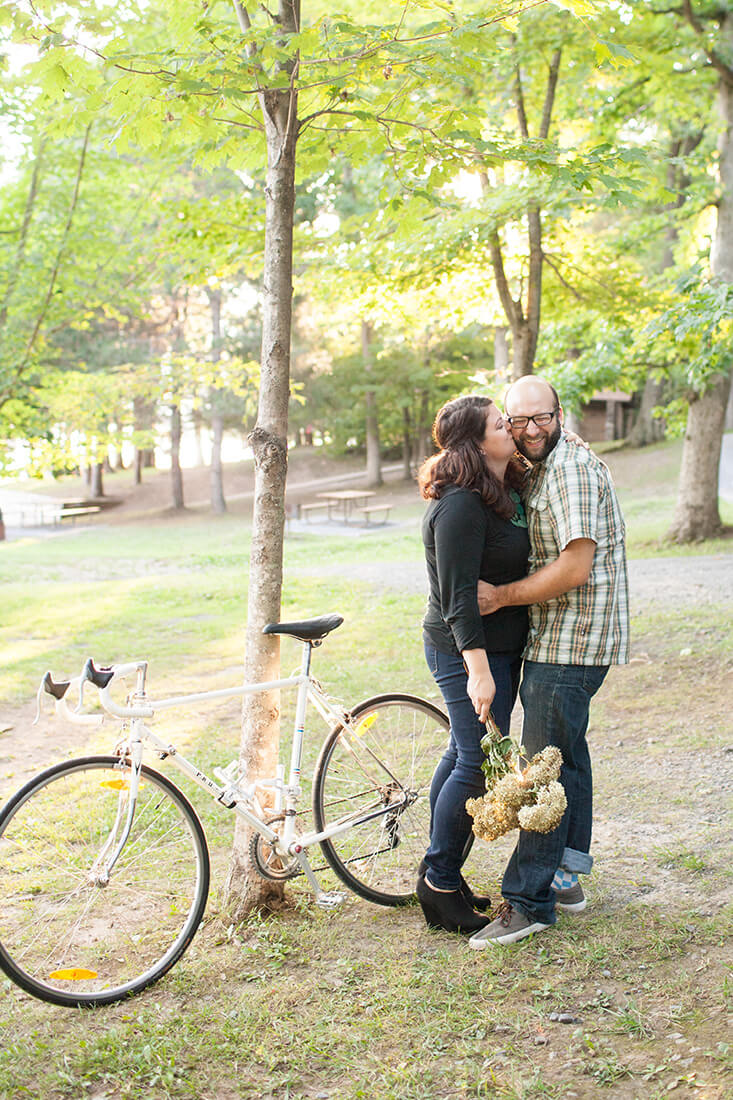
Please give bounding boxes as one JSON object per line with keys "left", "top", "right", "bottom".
{"left": 669, "top": 11, "right": 733, "bottom": 541}
{"left": 415, "top": 389, "right": 432, "bottom": 467}
{"left": 170, "top": 403, "right": 185, "bottom": 510}
{"left": 362, "top": 319, "right": 382, "bottom": 487}
{"left": 210, "top": 414, "right": 226, "bottom": 513}
{"left": 402, "top": 406, "right": 412, "bottom": 480}
{"left": 669, "top": 373, "right": 731, "bottom": 541}
{"left": 208, "top": 287, "right": 227, "bottom": 514}
{"left": 628, "top": 375, "right": 666, "bottom": 447}
{"left": 494, "top": 326, "right": 509, "bottom": 383}
{"left": 512, "top": 321, "right": 534, "bottom": 379}
{"left": 133, "top": 395, "right": 156, "bottom": 485}
{"left": 192, "top": 412, "right": 206, "bottom": 468}
{"left": 89, "top": 462, "right": 103, "bottom": 498}
{"left": 224, "top": 33, "right": 298, "bottom": 916}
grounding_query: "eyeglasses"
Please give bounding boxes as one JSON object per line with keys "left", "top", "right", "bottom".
{"left": 505, "top": 410, "right": 558, "bottom": 430}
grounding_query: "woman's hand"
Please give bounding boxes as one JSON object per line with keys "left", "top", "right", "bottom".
{"left": 563, "top": 428, "right": 590, "bottom": 450}
{"left": 462, "top": 648, "right": 496, "bottom": 723}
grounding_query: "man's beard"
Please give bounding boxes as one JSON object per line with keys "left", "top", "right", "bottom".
{"left": 514, "top": 418, "right": 562, "bottom": 462}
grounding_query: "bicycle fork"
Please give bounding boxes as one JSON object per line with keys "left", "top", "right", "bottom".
{"left": 88, "top": 741, "right": 145, "bottom": 886}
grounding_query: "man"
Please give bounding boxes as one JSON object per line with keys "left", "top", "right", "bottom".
{"left": 469, "top": 375, "right": 629, "bottom": 948}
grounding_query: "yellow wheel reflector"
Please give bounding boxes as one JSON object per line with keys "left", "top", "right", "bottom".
{"left": 49, "top": 967, "right": 98, "bottom": 981}
{"left": 355, "top": 713, "right": 378, "bottom": 736}
{"left": 100, "top": 779, "right": 144, "bottom": 790}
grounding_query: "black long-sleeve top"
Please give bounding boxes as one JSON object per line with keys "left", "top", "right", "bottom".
{"left": 422, "top": 485, "right": 530, "bottom": 657}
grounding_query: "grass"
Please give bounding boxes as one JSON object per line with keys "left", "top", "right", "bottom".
{"left": 0, "top": 438, "right": 731, "bottom": 1099}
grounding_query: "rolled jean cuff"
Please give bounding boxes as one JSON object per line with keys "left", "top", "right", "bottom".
{"left": 560, "top": 847, "right": 593, "bottom": 875}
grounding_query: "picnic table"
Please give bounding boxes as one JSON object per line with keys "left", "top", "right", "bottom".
{"left": 316, "top": 489, "right": 376, "bottom": 523}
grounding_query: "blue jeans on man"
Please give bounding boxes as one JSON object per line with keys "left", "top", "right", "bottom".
{"left": 423, "top": 641, "right": 522, "bottom": 891}
{"left": 501, "top": 660, "right": 609, "bottom": 925}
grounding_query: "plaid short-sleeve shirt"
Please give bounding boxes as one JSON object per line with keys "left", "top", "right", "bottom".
{"left": 523, "top": 435, "right": 630, "bottom": 666}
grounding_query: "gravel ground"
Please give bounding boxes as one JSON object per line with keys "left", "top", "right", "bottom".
{"left": 315, "top": 552, "right": 733, "bottom": 608}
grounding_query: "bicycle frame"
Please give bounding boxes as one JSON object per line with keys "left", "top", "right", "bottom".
{"left": 56, "top": 642, "right": 411, "bottom": 905}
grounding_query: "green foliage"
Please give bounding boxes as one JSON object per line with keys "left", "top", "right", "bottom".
{"left": 0, "top": 0, "right": 730, "bottom": 492}
{"left": 643, "top": 270, "right": 733, "bottom": 395}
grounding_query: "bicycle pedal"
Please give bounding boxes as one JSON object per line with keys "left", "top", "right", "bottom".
{"left": 315, "top": 890, "right": 346, "bottom": 910}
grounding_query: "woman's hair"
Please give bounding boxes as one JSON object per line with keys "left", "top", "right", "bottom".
{"left": 417, "top": 394, "right": 527, "bottom": 519}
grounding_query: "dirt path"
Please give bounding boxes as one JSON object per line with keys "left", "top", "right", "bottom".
{"left": 295, "top": 550, "right": 733, "bottom": 608}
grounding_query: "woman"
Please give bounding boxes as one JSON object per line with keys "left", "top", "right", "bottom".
{"left": 417, "top": 394, "right": 530, "bottom": 934}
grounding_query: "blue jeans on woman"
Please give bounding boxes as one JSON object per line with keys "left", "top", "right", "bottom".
{"left": 501, "top": 660, "right": 609, "bottom": 925}
{"left": 423, "top": 641, "right": 522, "bottom": 891}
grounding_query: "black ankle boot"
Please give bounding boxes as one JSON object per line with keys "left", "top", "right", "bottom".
{"left": 418, "top": 860, "right": 492, "bottom": 913}
{"left": 416, "top": 874, "right": 491, "bottom": 934}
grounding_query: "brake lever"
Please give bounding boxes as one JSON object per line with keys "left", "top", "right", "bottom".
{"left": 76, "top": 658, "right": 115, "bottom": 711}
{"left": 33, "top": 671, "right": 71, "bottom": 726}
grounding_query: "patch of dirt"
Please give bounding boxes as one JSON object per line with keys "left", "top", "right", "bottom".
{"left": 12, "top": 449, "right": 396, "bottom": 522}
{"left": 2, "top": 463, "right": 731, "bottom": 1100}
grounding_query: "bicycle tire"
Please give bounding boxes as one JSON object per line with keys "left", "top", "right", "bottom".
{"left": 0, "top": 755, "right": 210, "bottom": 1007}
{"left": 312, "top": 693, "right": 450, "bottom": 906}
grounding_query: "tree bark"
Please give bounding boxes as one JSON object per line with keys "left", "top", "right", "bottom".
{"left": 208, "top": 287, "right": 227, "bottom": 514}
{"left": 362, "top": 319, "right": 382, "bottom": 487}
{"left": 133, "top": 394, "right": 156, "bottom": 485}
{"left": 89, "top": 462, "right": 103, "bottom": 499}
{"left": 211, "top": 414, "right": 226, "bottom": 512}
{"left": 669, "top": 373, "right": 731, "bottom": 541}
{"left": 669, "top": 10, "right": 733, "bottom": 541}
{"left": 628, "top": 374, "right": 666, "bottom": 447}
{"left": 402, "top": 406, "right": 412, "bottom": 480}
{"left": 494, "top": 326, "right": 509, "bottom": 383}
{"left": 479, "top": 49, "right": 561, "bottom": 381}
{"left": 224, "top": 0, "right": 299, "bottom": 917}
{"left": 170, "top": 403, "right": 185, "bottom": 510}
{"left": 415, "top": 389, "right": 432, "bottom": 467}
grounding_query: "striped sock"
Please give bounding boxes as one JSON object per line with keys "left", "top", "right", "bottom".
{"left": 552, "top": 869, "right": 578, "bottom": 892}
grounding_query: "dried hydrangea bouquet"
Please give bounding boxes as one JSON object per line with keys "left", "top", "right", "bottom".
{"left": 466, "top": 716, "right": 567, "bottom": 842}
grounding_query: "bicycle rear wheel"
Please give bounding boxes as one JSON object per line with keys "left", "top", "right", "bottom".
{"left": 312, "top": 694, "right": 450, "bottom": 906}
{"left": 0, "top": 755, "right": 209, "bottom": 1007}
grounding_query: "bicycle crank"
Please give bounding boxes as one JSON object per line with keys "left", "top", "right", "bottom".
{"left": 249, "top": 815, "right": 302, "bottom": 881}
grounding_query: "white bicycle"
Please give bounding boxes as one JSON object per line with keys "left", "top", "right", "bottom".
{"left": 0, "top": 614, "right": 450, "bottom": 1008}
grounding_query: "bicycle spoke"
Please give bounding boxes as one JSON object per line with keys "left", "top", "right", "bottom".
{"left": 314, "top": 696, "right": 450, "bottom": 906}
{"left": 0, "top": 758, "right": 209, "bottom": 1007}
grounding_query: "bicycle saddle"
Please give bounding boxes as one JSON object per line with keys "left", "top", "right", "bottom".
{"left": 262, "top": 614, "right": 344, "bottom": 641}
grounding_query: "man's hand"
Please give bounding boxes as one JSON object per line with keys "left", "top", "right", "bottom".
{"left": 478, "top": 538, "right": 595, "bottom": 610}
{"left": 477, "top": 579, "right": 503, "bottom": 615}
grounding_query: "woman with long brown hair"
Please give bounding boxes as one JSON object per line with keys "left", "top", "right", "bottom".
{"left": 417, "top": 394, "right": 530, "bottom": 934}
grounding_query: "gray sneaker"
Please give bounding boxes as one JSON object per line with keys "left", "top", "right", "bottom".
{"left": 554, "top": 883, "right": 586, "bottom": 913}
{"left": 468, "top": 901, "right": 550, "bottom": 948}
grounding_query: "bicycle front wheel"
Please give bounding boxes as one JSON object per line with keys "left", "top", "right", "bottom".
{"left": 0, "top": 755, "right": 210, "bottom": 1007}
{"left": 313, "top": 694, "right": 450, "bottom": 906}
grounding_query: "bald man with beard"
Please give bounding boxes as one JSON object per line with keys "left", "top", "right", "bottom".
{"left": 469, "top": 376, "right": 629, "bottom": 948}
